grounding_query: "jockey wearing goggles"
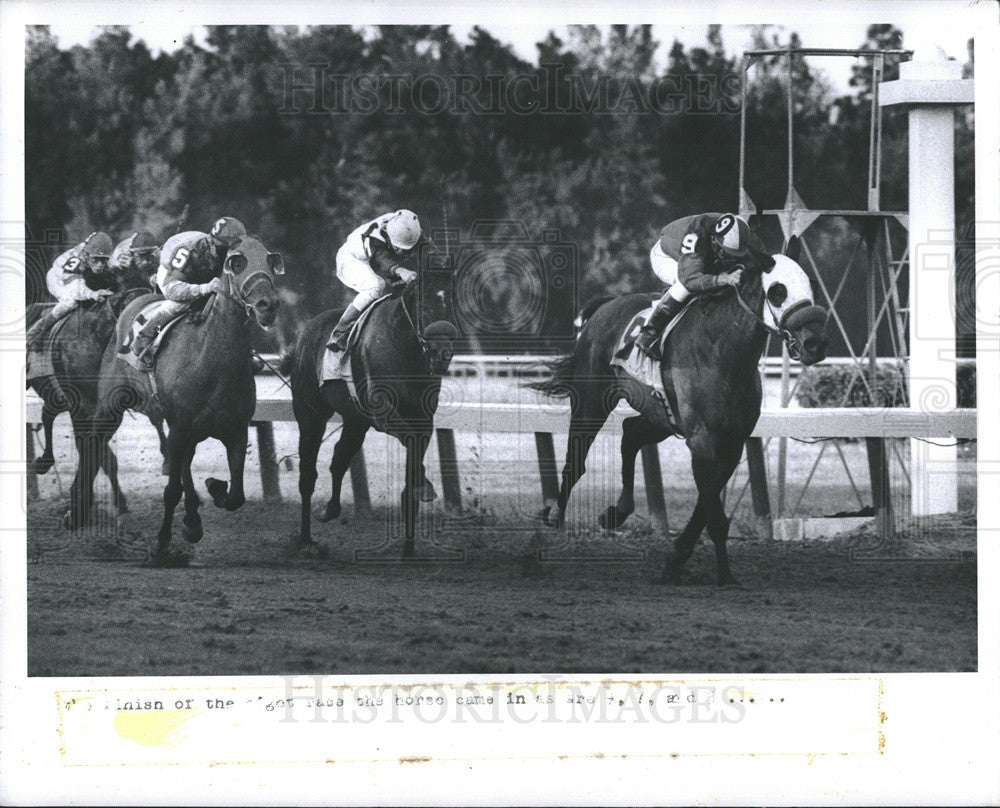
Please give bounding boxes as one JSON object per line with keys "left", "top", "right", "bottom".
{"left": 26, "top": 231, "right": 116, "bottom": 353}
{"left": 111, "top": 230, "right": 161, "bottom": 287}
{"left": 126, "top": 217, "right": 246, "bottom": 370}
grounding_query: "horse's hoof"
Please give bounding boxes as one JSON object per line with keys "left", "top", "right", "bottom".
{"left": 223, "top": 494, "right": 246, "bottom": 512}
{"left": 717, "top": 574, "right": 739, "bottom": 587}
{"left": 116, "top": 499, "right": 130, "bottom": 516}
{"left": 206, "top": 478, "right": 228, "bottom": 507}
{"left": 599, "top": 505, "right": 631, "bottom": 530}
{"left": 62, "top": 509, "right": 87, "bottom": 531}
{"left": 181, "top": 516, "right": 204, "bottom": 544}
{"left": 315, "top": 502, "right": 341, "bottom": 523}
{"left": 27, "top": 456, "right": 54, "bottom": 476}
{"left": 161, "top": 459, "right": 170, "bottom": 476}
{"left": 401, "top": 543, "right": 416, "bottom": 560}
{"left": 415, "top": 481, "right": 437, "bottom": 503}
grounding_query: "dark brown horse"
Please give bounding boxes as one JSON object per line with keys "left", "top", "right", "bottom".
{"left": 93, "top": 236, "right": 282, "bottom": 564}
{"left": 528, "top": 238, "right": 828, "bottom": 585}
{"left": 26, "top": 265, "right": 168, "bottom": 528}
{"left": 290, "top": 280, "right": 457, "bottom": 557}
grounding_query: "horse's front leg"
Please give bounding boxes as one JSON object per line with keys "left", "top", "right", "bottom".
{"left": 180, "top": 444, "right": 203, "bottom": 543}
{"left": 207, "top": 428, "right": 248, "bottom": 511}
{"left": 64, "top": 430, "right": 100, "bottom": 530}
{"left": 663, "top": 432, "right": 743, "bottom": 585}
{"left": 28, "top": 403, "right": 58, "bottom": 475}
{"left": 152, "top": 429, "right": 190, "bottom": 565}
{"left": 150, "top": 415, "right": 169, "bottom": 476}
{"left": 96, "top": 439, "right": 129, "bottom": 515}
{"left": 400, "top": 430, "right": 433, "bottom": 558}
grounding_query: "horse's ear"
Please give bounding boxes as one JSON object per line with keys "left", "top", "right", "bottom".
{"left": 759, "top": 253, "right": 776, "bottom": 272}
{"left": 784, "top": 236, "right": 802, "bottom": 263}
{"left": 267, "top": 252, "right": 285, "bottom": 275}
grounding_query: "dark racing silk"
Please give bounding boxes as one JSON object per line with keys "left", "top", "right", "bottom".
{"left": 658, "top": 213, "right": 770, "bottom": 293}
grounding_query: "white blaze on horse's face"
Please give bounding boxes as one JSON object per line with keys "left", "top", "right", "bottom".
{"left": 761, "top": 254, "right": 815, "bottom": 331}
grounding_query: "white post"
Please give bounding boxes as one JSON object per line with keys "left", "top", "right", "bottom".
{"left": 880, "top": 53, "right": 972, "bottom": 516}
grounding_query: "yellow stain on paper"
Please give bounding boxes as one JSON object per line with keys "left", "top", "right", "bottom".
{"left": 113, "top": 709, "right": 201, "bottom": 748}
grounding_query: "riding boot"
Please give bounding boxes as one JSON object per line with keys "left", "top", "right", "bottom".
{"left": 635, "top": 295, "right": 685, "bottom": 360}
{"left": 327, "top": 303, "right": 363, "bottom": 352}
{"left": 131, "top": 308, "right": 175, "bottom": 371}
{"left": 26, "top": 310, "right": 60, "bottom": 354}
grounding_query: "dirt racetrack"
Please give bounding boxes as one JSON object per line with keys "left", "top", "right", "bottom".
{"left": 26, "top": 403, "right": 977, "bottom": 676}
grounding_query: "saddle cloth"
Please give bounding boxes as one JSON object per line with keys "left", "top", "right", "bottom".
{"left": 319, "top": 294, "right": 392, "bottom": 399}
{"left": 26, "top": 305, "right": 67, "bottom": 382}
{"left": 609, "top": 300, "right": 694, "bottom": 434}
{"left": 117, "top": 298, "right": 188, "bottom": 373}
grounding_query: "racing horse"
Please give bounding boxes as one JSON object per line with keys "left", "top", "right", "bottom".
{"left": 528, "top": 237, "right": 828, "bottom": 585}
{"left": 290, "top": 279, "right": 457, "bottom": 557}
{"left": 26, "top": 261, "right": 168, "bottom": 528}
{"left": 92, "top": 235, "right": 282, "bottom": 565}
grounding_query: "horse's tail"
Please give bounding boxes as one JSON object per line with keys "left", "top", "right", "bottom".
{"left": 524, "top": 353, "right": 576, "bottom": 399}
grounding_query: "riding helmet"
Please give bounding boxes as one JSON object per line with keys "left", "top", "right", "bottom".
{"left": 209, "top": 216, "right": 247, "bottom": 248}
{"left": 129, "top": 230, "right": 159, "bottom": 255}
{"left": 710, "top": 213, "right": 752, "bottom": 258}
{"left": 385, "top": 210, "right": 421, "bottom": 252}
{"left": 82, "top": 231, "right": 114, "bottom": 259}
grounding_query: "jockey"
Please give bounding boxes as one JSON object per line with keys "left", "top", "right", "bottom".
{"left": 110, "top": 230, "right": 161, "bottom": 288}
{"left": 328, "top": 209, "right": 422, "bottom": 351}
{"left": 26, "top": 231, "right": 115, "bottom": 353}
{"left": 127, "top": 217, "right": 246, "bottom": 369}
{"left": 635, "top": 212, "right": 769, "bottom": 359}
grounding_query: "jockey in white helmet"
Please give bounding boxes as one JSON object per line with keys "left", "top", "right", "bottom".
{"left": 26, "top": 231, "right": 116, "bottom": 353}
{"left": 328, "top": 209, "right": 423, "bottom": 351}
{"left": 636, "top": 212, "right": 770, "bottom": 359}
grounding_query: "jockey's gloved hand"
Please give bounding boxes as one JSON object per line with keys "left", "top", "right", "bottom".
{"left": 719, "top": 268, "right": 743, "bottom": 287}
{"left": 396, "top": 268, "right": 417, "bottom": 285}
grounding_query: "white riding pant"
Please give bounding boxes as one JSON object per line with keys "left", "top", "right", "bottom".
{"left": 649, "top": 241, "right": 690, "bottom": 302}
{"left": 336, "top": 245, "right": 389, "bottom": 310}
{"left": 154, "top": 264, "right": 196, "bottom": 318}
{"left": 44, "top": 267, "right": 97, "bottom": 317}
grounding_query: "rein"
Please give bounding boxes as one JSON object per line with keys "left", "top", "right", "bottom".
{"left": 216, "top": 268, "right": 273, "bottom": 323}
{"left": 731, "top": 284, "right": 803, "bottom": 361}
{"left": 398, "top": 283, "right": 430, "bottom": 354}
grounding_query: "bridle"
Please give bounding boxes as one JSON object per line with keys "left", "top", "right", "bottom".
{"left": 217, "top": 265, "right": 275, "bottom": 323}
{"left": 730, "top": 266, "right": 806, "bottom": 361}
{"left": 398, "top": 281, "right": 431, "bottom": 354}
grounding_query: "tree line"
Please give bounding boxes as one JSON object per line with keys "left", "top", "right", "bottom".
{"left": 25, "top": 23, "right": 975, "bottom": 355}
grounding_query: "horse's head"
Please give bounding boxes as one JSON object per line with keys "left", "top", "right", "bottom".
{"left": 221, "top": 235, "right": 283, "bottom": 328}
{"left": 759, "top": 238, "right": 827, "bottom": 365}
{"left": 399, "top": 280, "right": 457, "bottom": 376}
{"left": 422, "top": 320, "right": 458, "bottom": 376}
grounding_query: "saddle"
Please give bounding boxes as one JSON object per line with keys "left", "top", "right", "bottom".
{"left": 116, "top": 295, "right": 190, "bottom": 373}
{"left": 609, "top": 299, "right": 695, "bottom": 435}
{"left": 318, "top": 294, "right": 392, "bottom": 398}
